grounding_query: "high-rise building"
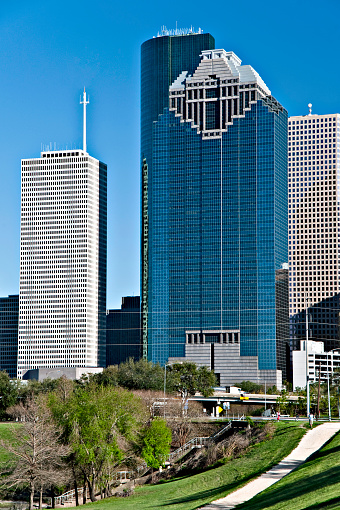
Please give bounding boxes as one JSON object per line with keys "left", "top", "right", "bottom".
{"left": 106, "top": 296, "right": 141, "bottom": 366}
{"left": 141, "top": 30, "right": 289, "bottom": 386}
{"left": 289, "top": 112, "right": 340, "bottom": 351}
{"left": 141, "top": 28, "right": 215, "bottom": 359}
{"left": 0, "top": 294, "right": 19, "bottom": 378}
{"left": 18, "top": 140, "right": 107, "bottom": 378}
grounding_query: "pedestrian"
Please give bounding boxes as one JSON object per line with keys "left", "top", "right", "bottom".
{"left": 309, "top": 413, "right": 314, "bottom": 429}
{"left": 277, "top": 411, "right": 280, "bottom": 421}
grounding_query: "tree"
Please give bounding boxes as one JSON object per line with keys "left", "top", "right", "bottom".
{"left": 117, "top": 358, "right": 165, "bottom": 391}
{"left": 89, "top": 365, "right": 119, "bottom": 387}
{"left": 49, "top": 384, "right": 148, "bottom": 501}
{"left": 237, "top": 381, "right": 263, "bottom": 394}
{"left": 166, "top": 399, "right": 203, "bottom": 447}
{"left": 0, "top": 398, "right": 70, "bottom": 510}
{"left": 90, "top": 359, "right": 166, "bottom": 392}
{"left": 0, "top": 371, "right": 19, "bottom": 420}
{"left": 167, "top": 362, "right": 217, "bottom": 411}
{"left": 141, "top": 418, "right": 172, "bottom": 470}
{"left": 276, "top": 389, "right": 289, "bottom": 413}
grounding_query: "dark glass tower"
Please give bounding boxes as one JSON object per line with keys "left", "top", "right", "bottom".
{"left": 141, "top": 30, "right": 215, "bottom": 358}
{"left": 106, "top": 296, "right": 141, "bottom": 366}
{"left": 141, "top": 34, "right": 289, "bottom": 383}
{"left": 0, "top": 295, "right": 19, "bottom": 378}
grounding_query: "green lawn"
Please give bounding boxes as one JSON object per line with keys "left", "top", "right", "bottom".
{"left": 85, "top": 422, "right": 306, "bottom": 510}
{"left": 0, "top": 422, "right": 21, "bottom": 468}
{"left": 237, "top": 428, "right": 340, "bottom": 510}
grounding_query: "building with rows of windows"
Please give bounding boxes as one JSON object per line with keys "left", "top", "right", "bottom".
{"left": 0, "top": 295, "right": 19, "bottom": 378}
{"left": 106, "top": 296, "right": 141, "bottom": 366}
{"left": 141, "top": 30, "right": 289, "bottom": 387}
{"left": 289, "top": 113, "right": 340, "bottom": 352}
{"left": 17, "top": 149, "right": 107, "bottom": 379}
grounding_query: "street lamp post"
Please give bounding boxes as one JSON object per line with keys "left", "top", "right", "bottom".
{"left": 305, "top": 298, "right": 310, "bottom": 418}
{"left": 164, "top": 361, "right": 183, "bottom": 418}
{"left": 325, "top": 348, "right": 340, "bottom": 422}
{"left": 164, "top": 364, "right": 168, "bottom": 419}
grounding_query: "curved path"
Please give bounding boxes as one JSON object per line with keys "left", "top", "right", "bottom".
{"left": 200, "top": 421, "right": 340, "bottom": 510}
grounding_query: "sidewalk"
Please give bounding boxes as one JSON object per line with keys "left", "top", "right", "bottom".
{"left": 200, "top": 421, "right": 340, "bottom": 510}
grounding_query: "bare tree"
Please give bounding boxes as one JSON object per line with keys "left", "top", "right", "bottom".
{"left": 0, "top": 398, "right": 70, "bottom": 510}
{"left": 166, "top": 400, "right": 204, "bottom": 447}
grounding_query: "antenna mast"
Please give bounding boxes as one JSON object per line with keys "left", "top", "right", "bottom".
{"left": 80, "top": 87, "right": 89, "bottom": 152}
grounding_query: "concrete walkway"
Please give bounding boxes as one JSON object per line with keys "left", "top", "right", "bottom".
{"left": 200, "top": 421, "right": 340, "bottom": 509}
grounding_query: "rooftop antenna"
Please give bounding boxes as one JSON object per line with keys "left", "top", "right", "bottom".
{"left": 80, "top": 87, "right": 89, "bottom": 153}
{"left": 308, "top": 103, "right": 312, "bottom": 116}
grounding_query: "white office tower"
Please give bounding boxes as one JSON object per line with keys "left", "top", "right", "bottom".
{"left": 18, "top": 94, "right": 107, "bottom": 379}
{"left": 289, "top": 110, "right": 340, "bottom": 352}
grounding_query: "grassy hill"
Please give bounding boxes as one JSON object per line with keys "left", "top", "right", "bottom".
{"left": 237, "top": 427, "right": 340, "bottom": 510}
{"left": 0, "top": 422, "right": 20, "bottom": 469}
{"left": 84, "top": 422, "right": 306, "bottom": 510}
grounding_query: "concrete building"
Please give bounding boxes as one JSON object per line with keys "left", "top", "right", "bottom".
{"left": 0, "top": 295, "right": 19, "bottom": 378}
{"left": 141, "top": 29, "right": 289, "bottom": 387}
{"left": 106, "top": 296, "right": 141, "bottom": 366}
{"left": 293, "top": 340, "right": 340, "bottom": 390}
{"left": 289, "top": 112, "right": 340, "bottom": 352}
{"left": 18, "top": 99, "right": 107, "bottom": 379}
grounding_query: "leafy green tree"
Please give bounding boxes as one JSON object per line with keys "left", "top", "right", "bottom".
{"left": 141, "top": 418, "right": 172, "bottom": 470}
{"left": 89, "top": 365, "right": 119, "bottom": 387}
{"left": 276, "top": 389, "right": 289, "bottom": 413}
{"left": 167, "top": 362, "right": 217, "bottom": 411}
{"left": 0, "top": 371, "right": 19, "bottom": 420}
{"left": 90, "top": 359, "right": 166, "bottom": 391}
{"left": 49, "top": 384, "right": 147, "bottom": 501}
{"left": 117, "top": 358, "right": 165, "bottom": 391}
{"left": 238, "top": 381, "right": 263, "bottom": 394}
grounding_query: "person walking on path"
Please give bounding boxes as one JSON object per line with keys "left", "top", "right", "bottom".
{"left": 309, "top": 412, "right": 314, "bottom": 428}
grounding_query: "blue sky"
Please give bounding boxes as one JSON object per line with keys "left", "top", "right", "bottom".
{"left": 0, "top": 0, "right": 339, "bottom": 308}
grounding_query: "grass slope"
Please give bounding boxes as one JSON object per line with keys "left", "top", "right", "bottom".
{"left": 237, "top": 427, "right": 340, "bottom": 510}
{"left": 86, "top": 422, "right": 306, "bottom": 510}
{"left": 0, "top": 422, "right": 21, "bottom": 468}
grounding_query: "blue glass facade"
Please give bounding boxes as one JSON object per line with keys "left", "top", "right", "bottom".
{"left": 141, "top": 34, "right": 288, "bottom": 378}
{"left": 141, "top": 33, "right": 215, "bottom": 357}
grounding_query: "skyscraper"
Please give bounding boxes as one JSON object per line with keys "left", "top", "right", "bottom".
{"left": 141, "top": 30, "right": 289, "bottom": 386}
{"left": 289, "top": 111, "right": 340, "bottom": 351}
{"left": 106, "top": 296, "right": 141, "bottom": 366}
{"left": 0, "top": 295, "right": 19, "bottom": 378}
{"left": 18, "top": 93, "right": 107, "bottom": 379}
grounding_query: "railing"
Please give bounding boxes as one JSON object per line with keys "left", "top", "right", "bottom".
{"left": 54, "top": 487, "right": 87, "bottom": 506}
{"left": 210, "top": 420, "right": 232, "bottom": 441}
{"left": 55, "top": 419, "right": 246, "bottom": 504}
{"left": 168, "top": 435, "right": 210, "bottom": 463}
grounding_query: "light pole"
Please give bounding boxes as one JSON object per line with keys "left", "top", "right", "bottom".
{"left": 163, "top": 364, "right": 168, "bottom": 419}
{"left": 163, "top": 361, "right": 182, "bottom": 418}
{"left": 305, "top": 297, "right": 310, "bottom": 418}
{"left": 325, "top": 348, "right": 340, "bottom": 422}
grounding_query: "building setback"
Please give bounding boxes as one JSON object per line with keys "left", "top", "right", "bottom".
{"left": 289, "top": 113, "right": 340, "bottom": 351}
{"left": 106, "top": 296, "right": 141, "bottom": 366}
{"left": 0, "top": 295, "right": 19, "bottom": 378}
{"left": 18, "top": 149, "right": 107, "bottom": 378}
{"left": 141, "top": 30, "right": 289, "bottom": 387}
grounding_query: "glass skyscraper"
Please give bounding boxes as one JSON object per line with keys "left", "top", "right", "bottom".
{"left": 106, "top": 296, "right": 141, "bottom": 366}
{"left": 0, "top": 295, "right": 19, "bottom": 378}
{"left": 141, "top": 30, "right": 289, "bottom": 384}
